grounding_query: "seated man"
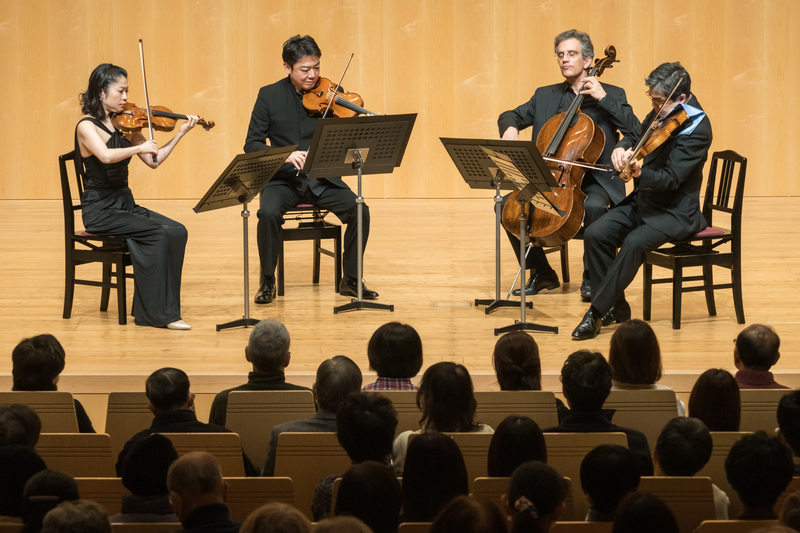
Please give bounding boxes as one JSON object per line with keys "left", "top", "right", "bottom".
{"left": 117, "top": 367, "right": 258, "bottom": 476}
{"left": 777, "top": 390, "right": 800, "bottom": 475}
{"left": 262, "top": 355, "right": 362, "bottom": 476}
{"left": 543, "top": 350, "right": 654, "bottom": 475}
{"left": 580, "top": 444, "right": 640, "bottom": 521}
{"left": 733, "top": 324, "right": 787, "bottom": 389}
{"left": 0, "top": 404, "right": 41, "bottom": 448}
{"left": 209, "top": 319, "right": 310, "bottom": 427}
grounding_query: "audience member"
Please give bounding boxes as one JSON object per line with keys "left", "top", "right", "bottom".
{"left": 487, "top": 415, "right": 547, "bottom": 477}
{"left": 0, "top": 404, "right": 41, "bottom": 448}
{"left": 543, "top": 350, "right": 654, "bottom": 475}
{"left": 116, "top": 367, "right": 257, "bottom": 477}
{"left": 688, "top": 369, "right": 740, "bottom": 431}
{"left": 0, "top": 445, "right": 47, "bottom": 519}
{"left": 429, "top": 495, "right": 507, "bottom": 533}
{"left": 652, "top": 417, "right": 729, "bottom": 519}
{"left": 262, "top": 356, "right": 362, "bottom": 476}
{"left": 780, "top": 490, "right": 800, "bottom": 532}
{"left": 725, "top": 431, "right": 793, "bottom": 520}
{"left": 11, "top": 334, "right": 95, "bottom": 433}
{"left": 611, "top": 492, "right": 679, "bottom": 533}
{"left": 314, "top": 517, "right": 372, "bottom": 533}
{"left": 334, "top": 461, "right": 402, "bottom": 533}
{"left": 493, "top": 331, "right": 541, "bottom": 391}
{"left": 393, "top": 362, "right": 492, "bottom": 471}
{"left": 41, "top": 500, "right": 110, "bottom": 533}
{"left": 502, "top": 461, "right": 567, "bottom": 533}
{"left": 312, "top": 392, "right": 398, "bottom": 521}
{"left": 733, "top": 324, "right": 787, "bottom": 389}
{"left": 363, "top": 322, "right": 423, "bottom": 391}
{"left": 239, "top": 502, "right": 311, "bottom": 533}
{"left": 168, "top": 452, "right": 240, "bottom": 533}
{"left": 608, "top": 319, "right": 684, "bottom": 415}
{"left": 109, "top": 434, "right": 179, "bottom": 523}
{"left": 778, "top": 390, "right": 800, "bottom": 475}
{"left": 580, "top": 445, "right": 641, "bottom": 522}
{"left": 20, "top": 470, "right": 79, "bottom": 533}
{"left": 402, "top": 432, "right": 469, "bottom": 522}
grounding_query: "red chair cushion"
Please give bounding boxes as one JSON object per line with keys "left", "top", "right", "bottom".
{"left": 694, "top": 227, "right": 726, "bottom": 238}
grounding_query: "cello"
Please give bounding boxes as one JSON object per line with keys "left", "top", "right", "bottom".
{"left": 501, "top": 46, "right": 619, "bottom": 247}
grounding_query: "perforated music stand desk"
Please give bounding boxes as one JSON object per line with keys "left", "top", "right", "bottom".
{"left": 194, "top": 145, "right": 296, "bottom": 331}
{"left": 302, "top": 113, "right": 417, "bottom": 314}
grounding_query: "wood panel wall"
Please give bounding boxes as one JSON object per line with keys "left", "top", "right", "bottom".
{"left": 1, "top": 0, "right": 797, "bottom": 200}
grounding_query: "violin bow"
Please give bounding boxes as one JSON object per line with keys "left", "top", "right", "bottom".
{"left": 321, "top": 53, "right": 355, "bottom": 120}
{"left": 138, "top": 39, "right": 157, "bottom": 166}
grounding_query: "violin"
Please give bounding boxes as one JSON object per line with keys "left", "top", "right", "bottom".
{"left": 302, "top": 77, "right": 374, "bottom": 117}
{"left": 112, "top": 102, "right": 215, "bottom": 135}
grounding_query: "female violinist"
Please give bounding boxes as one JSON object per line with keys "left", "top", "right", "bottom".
{"left": 75, "top": 63, "right": 198, "bottom": 329}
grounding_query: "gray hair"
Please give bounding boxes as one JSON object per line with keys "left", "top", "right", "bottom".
{"left": 41, "top": 500, "right": 110, "bottom": 533}
{"left": 167, "top": 452, "right": 224, "bottom": 497}
{"left": 247, "top": 319, "right": 291, "bottom": 372}
{"left": 554, "top": 29, "right": 594, "bottom": 60}
{"left": 645, "top": 62, "right": 691, "bottom": 100}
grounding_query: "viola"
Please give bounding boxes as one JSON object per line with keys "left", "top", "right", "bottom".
{"left": 112, "top": 102, "right": 215, "bottom": 135}
{"left": 302, "top": 77, "right": 374, "bottom": 117}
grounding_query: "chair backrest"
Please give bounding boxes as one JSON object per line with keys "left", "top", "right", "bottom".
{"left": 157, "top": 433, "right": 245, "bottom": 477}
{"left": 273, "top": 432, "right": 351, "bottom": 519}
{"left": 603, "top": 389, "right": 679, "bottom": 449}
{"left": 442, "top": 432, "right": 493, "bottom": 492}
{"left": 225, "top": 390, "right": 316, "bottom": 471}
{"left": 398, "top": 523, "right": 431, "bottom": 533}
{"left": 550, "top": 522, "right": 613, "bottom": 533}
{"left": 0, "top": 525, "right": 22, "bottom": 533}
{"left": 59, "top": 150, "right": 81, "bottom": 244}
{"left": 695, "top": 520, "right": 778, "bottom": 533}
{"left": 74, "top": 477, "right": 129, "bottom": 516}
{"left": 110, "top": 524, "right": 183, "bottom": 533}
{"left": 224, "top": 477, "right": 295, "bottom": 522}
{"left": 696, "top": 431, "right": 752, "bottom": 520}
{"left": 739, "top": 389, "right": 786, "bottom": 433}
{"left": 105, "top": 392, "right": 155, "bottom": 458}
{"left": 473, "top": 391, "right": 559, "bottom": 430}
{"left": 473, "top": 476, "right": 576, "bottom": 522}
{"left": 0, "top": 391, "right": 79, "bottom": 433}
{"left": 638, "top": 476, "right": 716, "bottom": 533}
{"left": 36, "top": 433, "right": 116, "bottom": 477}
{"left": 702, "top": 150, "right": 747, "bottom": 237}
{"left": 774, "top": 476, "right": 800, "bottom": 515}
{"left": 375, "top": 391, "right": 420, "bottom": 434}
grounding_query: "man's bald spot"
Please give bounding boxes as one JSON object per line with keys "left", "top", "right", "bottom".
{"left": 167, "top": 451, "right": 224, "bottom": 496}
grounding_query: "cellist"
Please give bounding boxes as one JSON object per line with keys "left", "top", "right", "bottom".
{"left": 498, "top": 29, "right": 640, "bottom": 301}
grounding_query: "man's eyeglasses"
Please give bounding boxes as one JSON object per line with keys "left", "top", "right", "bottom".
{"left": 646, "top": 90, "right": 668, "bottom": 107}
{"left": 556, "top": 51, "right": 581, "bottom": 60}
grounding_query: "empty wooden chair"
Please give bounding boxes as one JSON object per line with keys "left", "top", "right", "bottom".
{"left": 603, "top": 389, "right": 680, "bottom": 450}
{"left": 638, "top": 476, "right": 716, "bottom": 533}
{"left": 473, "top": 391, "right": 559, "bottom": 430}
{"left": 697, "top": 432, "right": 752, "bottom": 520}
{"left": 376, "top": 391, "right": 420, "bottom": 434}
{"left": 739, "top": 389, "right": 787, "bottom": 433}
{"left": 36, "top": 433, "right": 115, "bottom": 477}
{"left": 0, "top": 392, "right": 79, "bottom": 433}
{"left": 105, "top": 392, "right": 154, "bottom": 458}
{"left": 695, "top": 520, "right": 778, "bottom": 533}
{"left": 74, "top": 477, "right": 129, "bottom": 516}
{"left": 473, "top": 476, "right": 576, "bottom": 521}
{"left": 224, "top": 477, "right": 295, "bottom": 522}
{"left": 158, "top": 433, "right": 245, "bottom": 477}
{"left": 110, "top": 524, "right": 182, "bottom": 533}
{"left": 551, "top": 522, "right": 613, "bottom": 533}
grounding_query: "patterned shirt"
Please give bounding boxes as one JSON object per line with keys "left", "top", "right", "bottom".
{"left": 363, "top": 377, "right": 418, "bottom": 391}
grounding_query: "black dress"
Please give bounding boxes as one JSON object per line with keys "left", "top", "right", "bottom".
{"left": 76, "top": 117, "right": 187, "bottom": 327}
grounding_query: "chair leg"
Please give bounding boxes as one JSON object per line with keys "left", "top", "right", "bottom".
{"left": 277, "top": 239, "right": 285, "bottom": 297}
{"left": 64, "top": 256, "right": 76, "bottom": 319}
{"left": 100, "top": 262, "right": 112, "bottom": 312}
{"left": 312, "top": 238, "right": 321, "bottom": 284}
{"left": 116, "top": 257, "right": 127, "bottom": 325}
{"left": 560, "top": 243, "right": 570, "bottom": 283}
{"left": 334, "top": 230, "right": 342, "bottom": 291}
{"left": 702, "top": 264, "right": 717, "bottom": 317}
{"left": 643, "top": 262, "right": 652, "bottom": 321}
{"left": 732, "top": 263, "right": 746, "bottom": 324}
{"left": 672, "top": 265, "right": 683, "bottom": 330}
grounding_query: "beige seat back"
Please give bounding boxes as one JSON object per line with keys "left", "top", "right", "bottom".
{"left": 0, "top": 392, "right": 78, "bottom": 433}
{"left": 604, "top": 389, "right": 679, "bottom": 447}
{"left": 75, "top": 477, "right": 129, "bottom": 515}
{"left": 442, "top": 432, "right": 493, "bottom": 492}
{"left": 105, "top": 392, "right": 154, "bottom": 458}
{"left": 774, "top": 476, "right": 800, "bottom": 515}
{"left": 695, "top": 520, "right": 778, "bottom": 533}
{"left": 638, "top": 476, "right": 716, "bottom": 533}
{"left": 375, "top": 391, "right": 420, "bottom": 434}
{"left": 474, "top": 391, "right": 559, "bottom": 430}
{"left": 473, "top": 476, "right": 576, "bottom": 522}
{"left": 697, "top": 432, "right": 752, "bottom": 519}
{"left": 110, "top": 524, "right": 182, "bottom": 533}
{"left": 0, "top": 525, "right": 22, "bottom": 533}
{"left": 36, "top": 433, "right": 115, "bottom": 477}
{"left": 550, "top": 523, "right": 613, "bottom": 533}
{"left": 398, "top": 523, "right": 431, "bottom": 533}
{"left": 739, "top": 389, "right": 787, "bottom": 433}
{"left": 224, "top": 477, "right": 295, "bottom": 522}
{"left": 158, "top": 433, "right": 245, "bottom": 477}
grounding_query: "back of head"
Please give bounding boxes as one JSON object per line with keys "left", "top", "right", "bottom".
{"left": 247, "top": 319, "right": 291, "bottom": 373}
{"left": 41, "top": 500, "right": 110, "bottom": 533}
{"left": 402, "top": 432, "right": 469, "bottom": 522}
{"left": 0, "top": 445, "right": 48, "bottom": 517}
{"left": 418, "top": 362, "right": 480, "bottom": 432}
{"left": 315, "top": 356, "right": 362, "bottom": 413}
{"left": 0, "top": 404, "right": 42, "bottom": 448}
{"left": 429, "top": 495, "right": 507, "bottom": 533}
{"left": 560, "top": 351, "right": 612, "bottom": 411}
{"left": 334, "top": 461, "right": 401, "bottom": 533}
{"left": 507, "top": 460, "right": 568, "bottom": 533}
{"left": 580, "top": 445, "right": 641, "bottom": 517}
{"left": 167, "top": 451, "right": 225, "bottom": 501}
{"left": 780, "top": 490, "right": 800, "bottom": 532}
{"left": 336, "top": 393, "right": 398, "bottom": 463}
{"left": 367, "top": 322, "right": 423, "bottom": 379}
{"left": 737, "top": 324, "right": 781, "bottom": 371}
{"left": 655, "top": 417, "right": 712, "bottom": 476}
{"left": 282, "top": 35, "right": 321, "bottom": 66}
{"left": 314, "top": 517, "right": 372, "bottom": 533}
{"left": 778, "top": 390, "right": 800, "bottom": 456}
{"left": 487, "top": 416, "right": 547, "bottom": 477}
{"left": 12, "top": 335, "right": 65, "bottom": 391}
{"left": 493, "top": 332, "right": 541, "bottom": 391}
{"left": 21, "top": 470, "right": 79, "bottom": 533}
{"left": 122, "top": 434, "right": 179, "bottom": 497}
{"left": 725, "top": 431, "right": 793, "bottom": 509}
{"left": 612, "top": 492, "right": 679, "bottom": 533}
{"left": 145, "top": 368, "right": 191, "bottom": 413}
{"left": 240, "top": 502, "right": 311, "bottom": 533}
{"left": 688, "top": 369, "right": 740, "bottom": 431}
{"left": 645, "top": 62, "right": 691, "bottom": 101}
{"left": 608, "top": 320, "right": 662, "bottom": 385}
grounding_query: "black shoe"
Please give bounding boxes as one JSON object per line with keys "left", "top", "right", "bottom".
{"left": 254, "top": 278, "right": 276, "bottom": 304}
{"left": 580, "top": 278, "right": 591, "bottom": 302}
{"left": 512, "top": 270, "right": 560, "bottom": 296}
{"left": 601, "top": 299, "right": 632, "bottom": 326}
{"left": 572, "top": 309, "right": 602, "bottom": 340}
{"left": 339, "top": 277, "right": 379, "bottom": 300}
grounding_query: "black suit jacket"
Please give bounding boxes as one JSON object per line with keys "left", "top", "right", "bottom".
{"left": 498, "top": 81, "right": 640, "bottom": 205}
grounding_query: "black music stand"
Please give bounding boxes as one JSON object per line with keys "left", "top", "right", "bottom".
{"left": 194, "top": 146, "right": 296, "bottom": 331}
{"left": 302, "top": 113, "right": 417, "bottom": 314}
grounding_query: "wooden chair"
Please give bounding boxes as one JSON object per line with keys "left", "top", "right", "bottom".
{"left": 158, "top": 433, "right": 246, "bottom": 477}
{"left": 0, "top": 391, "right": 79, "bottom": 433}
{"left": 551, "top": 523, "right": 613, "bottom": 533}
{"left": 774, "top": 476, "right": 800, "bottom": 515}
{"left": 110, "top": 524, "right": 182, "bottom": 533}
{"left": 473, "top": 391, "right": 559, "bottom": 430}
{"left": 273, "top": 432, "right": 351, "bottom": 519}
{"left": 74, "top": 477, "right": 129, "bottom": 516}
{"left": 739, "top": 389, "right": 787, "bottom": 433}
{"left": 638, "top": 476, "right": 716, "bottom": 533}
{"left": 696, "top": 432, "right": 752, "bottom": 521}
{"left": 105, "top": 392, "right": 154, "bottom": 458}
{"left": 36, "top": 433, "right": 116, "bottom": 477}
{"left": 376, "top": 391, "right": 421, "bottom": 434}
{"left": 224, "top": 477, "right": 295, "bottom": 522}
{"left": 60, "top": 150, "right": 133, "bottom": 325}
{"left": 225, "top": 390, "right": 316, "bottom": 471}
{"left": 603, "top": 389, "right": 680, "bottom": 449}
{"left": 443, "top": 433, "right": 493, "bottom": 492}
{"left": 695, "top": 520, "right": 778, "bottom": 533}
{"left": 473, "top": 476, "right": 576, "bottom": 522}
{"left": 643, "top": 150, "right": 747, "bottom": 329}
{"left": 398, "top": 523, "right": 432, "bottom": 533}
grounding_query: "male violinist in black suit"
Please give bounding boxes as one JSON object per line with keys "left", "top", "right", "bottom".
{"left": 572, "top": 62, "right": 713, "bottom": 340}
{"left": 498, "top": 29, "right": 640, "bottom": 301}
{"left": 244, "top": 34, "right": 378, "bottom": 304}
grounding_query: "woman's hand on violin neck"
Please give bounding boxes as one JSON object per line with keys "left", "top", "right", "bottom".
{"left": 580, "top": 76, "right": 606, "bottom": 101}
{"left": 286, "top": 150, "right": 308, "bottom": 171}
{"left": 178, "top": 115, "right": 199, "bottom": 135}
{"left": 501, "top": 127, "right": 520, "bottom": 141}
{"left": 611, "top": 147, "right": 633, "bottom": 172}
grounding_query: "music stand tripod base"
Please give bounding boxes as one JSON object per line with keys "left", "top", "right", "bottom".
{"left": 217, "top": 317, "right": 260, "bottom": 331}
{"left": 334, "top": 300, "right": 395, "bottom": 314}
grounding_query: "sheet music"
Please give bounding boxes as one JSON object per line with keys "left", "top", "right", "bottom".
{"left": 481, "top": 147, "right": 562, "bottom": 216}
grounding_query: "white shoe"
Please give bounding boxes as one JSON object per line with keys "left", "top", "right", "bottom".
{"left": 167, "top": 320, "right": 192, "bottom": 330}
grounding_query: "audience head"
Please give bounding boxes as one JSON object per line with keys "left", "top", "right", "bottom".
{"left": 247, "top": 319, "right": 291, "bottom": 373}
{"left": 417, "top": 362, "right": 481, "bottom": 432}
{"left": 240, "top": 502, "right": 311, "bottom": 533}
{"left": 367, "top": 322, "right": 423, "bottom": 380}
{"left": 41, "top": 500, "right": 110, "bottom": 533}
{"left": 608, "top": 319, "right": 662, "bottom": 385}
{"left": 336, "top": 393, "right": 398, "bottom": 464}
{"left": 167, "top": 452, "right": 226, "bottom": 522}
{"left": 580, "top": 445, "right": 641, "bottom": 519}
{"left": 735, "top": 324, "right": 781, "bottom": 371}
{"left": 334, "top": 461, "right": 402, "bottom": 533}
{"left": 560, "top": 350, "right": 612, "bottom": 411}
{"left": 145, "top": 367, "right": 192, "bottom": 414}
{"left": 314, "top": 517, "right": 372, "bottom": 533}
{"left": 493, "top": 331, "right": 541, "bottom": 390}
{"left": 314, "top": 356, "right": 362, "bottom": 413}
{"left": 688, "top": 369, "right": 740, "bottom": 431}
{"left": 429, "top": 495, "right": 507, "bottom": 533}
{"left": 611, "top": 492, "right": 679, "bottom": 533}
{"left": 505, "top": 461, "right": 568, "bottom": 533}
{"left": 654, "top": 417, "right": 712, "bottom": 477}
{"left": 12, "top": 335, "right": 66, "bottom": 391}
{"left": 725, "top": 431, "right": 793, "bottom": 511}
{"left": 0, "top": 404, "right": 42, "bottom": 448}
{"left": 780, "top": 490, "right": 800, "bottom": 532}
{"left": 21, "top": 470, "right": 79, "bottom": 533}
{"left": 121, "top": 434, "right": 179, "bottom": 497}
{"left": 778, "top": 390, "right": 800, "bottom": 458}
{"left": 0, "top": 445, "right": 47, "bottom": 517}
{"left": 487, "top": 415, "right": 547, "bottom": 477}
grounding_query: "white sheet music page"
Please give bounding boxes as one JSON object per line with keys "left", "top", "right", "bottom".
{"left": 481, "top": 147, "right": 561, "bottom": 216}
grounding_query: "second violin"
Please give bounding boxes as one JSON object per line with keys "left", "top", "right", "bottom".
{"left": 302, "top": 77, "right": 374, "bottom": 117}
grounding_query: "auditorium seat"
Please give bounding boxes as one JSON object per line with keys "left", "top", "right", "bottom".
{"left": 697, "top": 431, "right": 752, "bottom": 518}
{"left": 695, "top": 520, "right": 778, "bottom": 533}
{"left": 36, "top": 433, "right": 115, "bottom": 477}
{"left": 473, "top": 391, "right": 559, "bottom": 430}
{"left": 603, "top": 389, "right": 679, "bottom": 448}
{"left": 375, "top": 391, "right": 420, "bottom": 434}
{"left": 551, "top": 522, "right": 613, "bottom": 532}
{"left": 105, "top": 392, "right": 154, "bottom": 458}
{"left": 739, "top": 389, "right": 787, "bottom": 433}
{"left": 74, "top": 477, "right": 129, "bottom": 515}
{"left": 442, "top": 433, "right": 493, "bottom": 492}
{"left": 638, "top": 476, "right": 716, "bottom": 533}
{"left": 774, "top": 476, "right": 800, "bottom": 515}
{"left": 0, "top": 391, "right": 79, "bottom": 433}
{"left": 110, "top": 524, "right": 182, "bottom": 533}
{"left": 473, "top": 476, "right": 576, "bottom": 521}
{"left": 158, "top": 433, "right": 245, "bottom": 477}
{"left": 224, "top": 477, "right": 295, "bottom": 521}
{"left": 398, "top": 523, "right": 431, "bottom": 533}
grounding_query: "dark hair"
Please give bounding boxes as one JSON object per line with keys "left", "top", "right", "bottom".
{"left": 655, "top": 417, "right": 712, "bottom": 476}
{"left": 21, "top": 470, "right": 80, "bottom": 533}
{"left": 12, "top": 335, "right": 66, "bottom": 391}
{"left": 429, "top": 495, "right": 507, "bottom": 533}
{"left": 487, "top": 416, "right": 546, "bottom": 477}
{"left": 417, "top": 362, "right": 481, "bottom": 432}
{"left": 315, "top": 356, "right": 362, "bottom": 413}
{"left": 645, "top": 62, "right": 691, "bottom": 101}
{"left": 402, "top": 432, "right": 469, "bottom": 522}
{"left": 608, "top": 320, "right": 662, "bottom": 385}
{"left": 334, "top": 461, "right": 401, "bottom": 533}
{"left": 778, "top": 390, "right": 800, "bottom": 456}
{"left": 80, "top": 63, "right": 128, "bottom": 121}
{"left": 736, "top": 324, "right": 781, "bottom": 371}
{"left": 145, "top": 368, "right": 190, "bottom": 413}
{"left": 282, "top": 35, "right": 321, "bottom": 66}
{"left": 0, "top": 404, "right": 42, "bottom": 448}
{"left": 240, "top": 502, "right": 311, "bottom": 533}
{"left": 41, "top": 500, "right": 110, "bottom": 533}
{"left": 336, "top": 393, "right": 398, "bottom": 463}
{"left": 121, "top": 434, "right": 178, "bottom": 497}
{"left": 580, "top": 445, "right": 641, "bottom": 516}
{"left": 612, "top": 492, "right": 679, "bottom": 533}
{"left": 493, "top": 332, "right": 541, "bottom": 390}
{"left": 553, "top": 29, "right": 594, "bottom": 59}
{"left": 367, "top": 322, "right": 423, "bottom": 379}
{"left": 725, "top": 431, "right": 793, "bottom": 509}
{"left": 560, "top": 350, "right": 612, "bottom": 411}
{"left": 507, "top": 461, "right": 568, "bottom": 533}
{"left": 688, "top": 369, "right": 740, "bottom": 431}
{"left": 0, "top": 445, "right": 48, "bottom": 517}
